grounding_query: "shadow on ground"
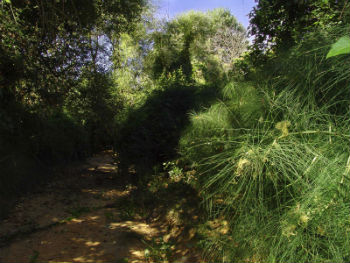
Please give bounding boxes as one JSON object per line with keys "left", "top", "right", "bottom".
{"left": 0, "top": 152, "right": 179, "bottom": 263}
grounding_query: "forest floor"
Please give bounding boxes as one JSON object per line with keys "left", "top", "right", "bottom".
{"left": 0, "top": 151, "right": 203, "bottom": 263}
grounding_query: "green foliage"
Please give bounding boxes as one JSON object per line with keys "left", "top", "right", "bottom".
{"left": 0, "top": 0, "right": 145, "bottom": 102}
{"left": 116, "top": 81, "right": 201, "bottom": 178}
{"left": 0, "top": 0, "right": 146, "bottom": 217}
{"left": 29, "top": 250, "right": 39, "bottom": 263}
{"left": 249, "top": 0, "right": 349, "bottom": 52}
{"left": 65, "top": 71, "right": 119, "bottom": 151}
{"left": 68, "top": 206, "right": 91, "bottom": 218}
{"left": 269, "top": 25, "right": 350, "bottom": 114}
{"left": 147, "top": 9, "right": 247, "bottom": 83}
{"left": 1, "top": 2, "right": 349, "bottom": 262}
{"left": 178, "top": 24, "right": 350, "bottom": 262}
{"left": 116, "top": 257, "right": 129, "bottom": 263}
{"left": 179, "top": 81, "right": 264, "bottom": 165}
{"left": 143, "top": 237, "right": 173, "bottom": 262}
{"left": 327, "top": 36, "right": 350, "bottom": 58}
{"left": 0, "top": 107, "right": 90, "bottom": 218}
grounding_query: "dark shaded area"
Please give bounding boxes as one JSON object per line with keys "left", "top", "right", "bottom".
{"left": 249, "top": 0, "right": 349, "bottom": 52}
{"left": 0, "top": 151, "right": 202, "bottom": 263}
{"left": 0, "top": 99, "right": 90, "bottom": 218}
{"left": 152, "top": 36, "right": 194, "bottom": 82}
{"left": 0, "top": 0, "right": 145, "bottom": 218}
{"left": 116, "top": 81, "right": 220, "bottom": 182}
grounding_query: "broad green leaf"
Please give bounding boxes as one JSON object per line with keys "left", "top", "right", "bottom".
{"left": 326, "top": 36, "right": 350, "bottom": 58}
{"left": 4, "top": 0, "right": 11, "bottom": 3}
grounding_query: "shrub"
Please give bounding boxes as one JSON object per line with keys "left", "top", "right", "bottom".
{"left": 179, "top": 25, "right": 350, "bottom": 262}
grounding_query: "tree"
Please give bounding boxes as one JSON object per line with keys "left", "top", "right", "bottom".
{"left": 208, "top": 24, "right": 247, "bottom": 69}
{"left": 147, "top": 9, "right": 247, "bottom": 82}
{"left": 0, "top": 0, "right": 146, "bottom": 109}
{"left": 249, "top": 0, "right": 350, "bottom": 52}
{"left": 0, "top": 0, "right": 147, "bottom": 160}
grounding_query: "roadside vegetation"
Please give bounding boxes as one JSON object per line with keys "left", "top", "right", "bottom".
{"left": 0, "top": 0, "right": 349, "bottom": 262}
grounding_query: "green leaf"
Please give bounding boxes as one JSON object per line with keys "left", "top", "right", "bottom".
{"left": 144, "top": 248, "right": 150, "bottom": 257}
{"left": 326, "top": 36, "right": 350, "bottom": 58}
{"left": 4, "top": 0, "right": 11, "bottom": 3}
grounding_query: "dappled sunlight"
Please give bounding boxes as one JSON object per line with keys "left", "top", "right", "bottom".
{"left": 97, "top": 164, "right": 117, "bottom": 172}
{"left": 129, "top": 249, "right": 144, "bottom": 259}
{"left": 108, "top": 221, "right": 158, "bottom": 236}
{"left": 85, "top": 241, "right": 101, "bottom": 247}
{"left": 70, "top": 218, "right": 85, "bottom": 223}
{"left": 87, "top": 215, "right": 100, "bottom": 221}
{"left": 0, "top": 152, "right": 156, "bottom": 263}
{"left": 0, "top": 197, "right": 152, "bottom": 263}
{"left": 103, "top": 189, "right": 127, "bottom": 198}
{"left": 1, "top": 1, "right": 347, "bottom": 262}
{"left": 81, "top": 189, "right": 100, "bottom": 194}
{"left": 0, "top": 150, "right": 204, "bottom": 263}
{"left": 72, "top": 256, "right": 97, "bottom": 263}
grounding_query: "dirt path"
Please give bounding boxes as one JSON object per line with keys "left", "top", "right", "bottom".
{"left": 0, "top": 151, "right": 200, "bottom": 263}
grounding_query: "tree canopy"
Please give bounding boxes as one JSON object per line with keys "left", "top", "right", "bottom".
{"left": 148, "top": 8, "right": 247, "bottom": 81}
{"left": 249, "top": 0, "right": 350, "bottom": 51}
{"left": 0, "top": 0, "right": 145, "bottom": 108}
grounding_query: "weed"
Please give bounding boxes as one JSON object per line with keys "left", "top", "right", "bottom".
{"left": 115, "top": 198, "right": 137, "bottom": 220}
{"left": 105, "top": 211, "right": 115, "bottom": 221}
{"left": 143, "top": 237, "right": 174, "bottom": 263}
{"left": 29, "top": 250, "right": 39, "bottom": 263}
{"left": 179, "top": 24, "right": 350, "bottom": 262}
{"left": 67, "top": 206, "right": 91, "bottom": 218}
{"left": 115, "top": 257, "right": 129, "bottom": 263}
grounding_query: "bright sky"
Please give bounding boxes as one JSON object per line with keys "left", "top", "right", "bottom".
{"left": 153, "top": 0, "right": 257, "bottom": 29}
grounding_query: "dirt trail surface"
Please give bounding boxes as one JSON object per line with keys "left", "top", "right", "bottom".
{"left": 0, "top": 151, "right": 201, "bottom": 263}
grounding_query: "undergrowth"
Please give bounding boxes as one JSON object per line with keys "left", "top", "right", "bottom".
{"left": 179, "top": 25, "right": 350, "bottom": 262}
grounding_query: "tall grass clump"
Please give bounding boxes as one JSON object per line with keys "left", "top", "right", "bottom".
{"left": 179, "top": 25, "right": 350, "bottom": 262}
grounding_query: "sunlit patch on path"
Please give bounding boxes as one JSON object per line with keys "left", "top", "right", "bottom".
{"left": 0, "top": 151, "right": 162, "bottom": 263}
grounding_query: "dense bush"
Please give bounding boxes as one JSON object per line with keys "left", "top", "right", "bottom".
{"left": 0, "top": 0, "right": 145, "bottom": 217}
{"left": 179, "top": 25, "right": 350, "bottom": 262}
{"left": 116, "top": 70, "right": 220, "bottom": 182}
{"left": 1, "top": 2, "right": 348, "bottom": 261}
{"left": 0, "top": 103, "right": 89, "bottom": 217}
